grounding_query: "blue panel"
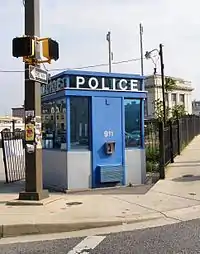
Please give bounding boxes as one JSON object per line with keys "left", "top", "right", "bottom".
{"left": 41, "top": 90, "right": 66, "bottom": 102}
{"left": 121, "top": 98, "right": 126, "bottom": 185}
{"left": 65, "top": 89, "right": 147, "bottom": 99}
{"left": 92, "top": 97, "right": 124, "bottom": 188}
{"left": 66, "top": 96, "right": 70, "bottom": 151}
{"left": 141, "top": 99, "right": 145, "bottom": 149}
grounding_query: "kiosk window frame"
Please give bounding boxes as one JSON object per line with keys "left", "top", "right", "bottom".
{"left": 42, "top": 97, "right": 67, "bottom": 150}
{"left": 69, "top": 96, "right": 91, "bottom": 150}
{"left": 124, "top": 98, "right": 142, "bottom": 148}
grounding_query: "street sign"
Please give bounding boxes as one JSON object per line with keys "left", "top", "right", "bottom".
{"left": 29, "top": 65, "right": 48, "bottom": 84}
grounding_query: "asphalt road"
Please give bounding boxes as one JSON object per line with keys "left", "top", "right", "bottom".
{"left": 0, "top": 219, "right": 200, "bottom": 254}
{"left": 2, "top": 219, "right": 200, "bottom": 253}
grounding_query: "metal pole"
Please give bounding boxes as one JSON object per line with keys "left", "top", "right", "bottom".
{"left": 139, "top": 24, "right": 148, "bottom": 117}
{"left": 107, "top": 31, "right": 112, "bottom": 73}
{"left": 19, "top": 0, "right": 48, "bottom": 200}
{"left": 54, "top": 102, "right": 58, "bottom": 147}
{"left": 159, "top": 121, "right": 165, "bottom": 179}
{"left": 139, "top": 23, "right": 144, "bottom": 76}
{"left": 159, "top": 44, "right": 166, "bottom": 125}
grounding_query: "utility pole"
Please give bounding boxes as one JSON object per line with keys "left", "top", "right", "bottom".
{"left": 139, "top": 23, "right": 144, "bottom": 76}
{"left": 19, "top": 0, "right": 48, "bottom": 200}
{"left": 139, "top": 23, "right": 148, "bottom": 117}
{"left": 106, "top": 31, "right": 112, "bottom": 73}
{"left": 159, "top": 43, "right": 166, "bottom": 125}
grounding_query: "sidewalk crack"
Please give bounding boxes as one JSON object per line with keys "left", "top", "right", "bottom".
{"left": 152, "top": 190, "right": 200, "bottom": 202}
{"left": 112, "top": 196, "right": 183, "bottom": 223}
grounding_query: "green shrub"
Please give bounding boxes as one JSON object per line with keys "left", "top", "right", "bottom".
{"left": 146, "top": 160, "right": 159, "bottom": 172}
{"left": 146, "top": 146, "right": 160, "bottom": 162}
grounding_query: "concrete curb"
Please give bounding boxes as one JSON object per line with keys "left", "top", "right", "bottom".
{"left": 0, "top": 213, "right": 163, "bottom": 238}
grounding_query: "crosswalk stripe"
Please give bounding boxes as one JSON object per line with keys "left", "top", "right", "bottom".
{"left": 67, "top": 235, "right": 106, "bottom": 254}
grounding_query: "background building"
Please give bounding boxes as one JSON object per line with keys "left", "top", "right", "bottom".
{"left": 192, "top": 100, "right": 200, "bottom": 115}
{"left": 12, "top": 106, "right": 24, "bottom": 122}
{"left": 145, "top": 75, "right": 193, "bottom": 118}
{"left": 0, "top": 116, "right": 24, "bottom": 132}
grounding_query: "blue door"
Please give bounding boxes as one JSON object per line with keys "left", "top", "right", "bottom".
{"left": 92, "top": 97, "right": 124, "bottom": 188}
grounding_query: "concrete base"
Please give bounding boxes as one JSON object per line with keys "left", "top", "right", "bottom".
{"left": 6, "top": 195, "right": 60, "bottom": 206}
{"left": 18, "top": 189, "right": 49, "bottom": 201}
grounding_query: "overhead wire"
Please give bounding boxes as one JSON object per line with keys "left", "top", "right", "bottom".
{"left": 0, "top": 57, "right": 144, "bottom": 74}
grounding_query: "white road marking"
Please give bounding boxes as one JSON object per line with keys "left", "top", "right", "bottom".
{"left": 67, "top": 235, "right": 106, "bottom": 254}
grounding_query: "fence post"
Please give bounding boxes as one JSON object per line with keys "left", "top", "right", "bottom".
{"left": 194, "top": 116, "right": 196, "bottom": 136}
{"left": 177, "top": 118, "right": 181, "bottom": 155}
{"left": 169, "top": 120, "right": 174, "bottom": 163}
{"left": 159, "top": 121, "right": 165, "bottom": 179}
{"left": 186, "top": 117, "right": 189, "bottom": 144}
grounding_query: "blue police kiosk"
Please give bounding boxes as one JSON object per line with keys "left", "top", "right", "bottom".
{"left": 41, "top": 70, "right": 147, "bottom": 191}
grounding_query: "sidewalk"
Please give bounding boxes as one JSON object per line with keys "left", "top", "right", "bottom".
{"left": 1, "top": 136, "right": 200, "bottom": 238}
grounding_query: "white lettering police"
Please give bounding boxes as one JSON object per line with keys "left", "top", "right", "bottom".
{"left": 41, "top": 75, "right": 140, "bottom": 96}
{"left": 76, "top": 76, "right": 139, "bottom": 91}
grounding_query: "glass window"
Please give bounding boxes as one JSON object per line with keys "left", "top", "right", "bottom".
{"left": 171, "top": 93, "right": 177, "bottom": 106}
{"left": 179, "top": 94, "right": 185, "bottom": 105}
{"left": 70, "top": 96, "right": 90, "bottom": 149}
{"left": 165, "top": 93, "right": 168, "bottom": 102}
{"left": 42, "top": 98, "right": 67, "bottom": 149}
{"left": 124, "top": 99, "right": 141, "bottom": 148}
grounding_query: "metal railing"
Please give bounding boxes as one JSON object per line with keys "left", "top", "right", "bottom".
{"left": 145, "top": 119, "right": 160, "bottom": 183}
{"left": 146, "top": 115, "right": 200, "bottom": 180}
{"left": 1, "top": 130, "right": 25, "bottom": 183}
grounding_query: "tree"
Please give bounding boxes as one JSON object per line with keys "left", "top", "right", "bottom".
{"left": 165, "top": 77, "right": 177, "bottom": 92}
{"left": 154, "top": 98, "right": 170, "bottom": 122}
{"left": 153, "top": 76, "right": 179, "bottom": 121}
{"left": 171, "top": 104, "right": 186, "bottom": 119}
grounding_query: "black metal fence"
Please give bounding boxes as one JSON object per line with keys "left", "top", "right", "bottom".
{"left": 145, "top": 119, "right": 160, "bottom": 183}
{"left": 1, "top": 115, "right": 199, "bottom": 184}
{"left": 1, "top": 130, "right": 25, "bottom": 183}
{"left": 145, "top": 115, "right": 200, "bottom": 182}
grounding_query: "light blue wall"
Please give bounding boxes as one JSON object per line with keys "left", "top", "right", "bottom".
{"left": 91, "top": 97, "right": 124, "bottom": 187}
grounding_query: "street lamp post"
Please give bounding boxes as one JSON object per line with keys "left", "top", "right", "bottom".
{"left": 106, "top": 31, "right": 113, "bottom": 73}
{"left": 159, "top": 44, "right": 166, "bottom": 125}
{"left": 145, "top": 44, "right": 166, "bottom": 124}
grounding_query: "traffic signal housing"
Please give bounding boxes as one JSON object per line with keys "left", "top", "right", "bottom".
{"left": 42, "top": 38, "right": 59, "bottom": 61}
{"left": 12, "top": 36, "right": 35, "bottom": 58}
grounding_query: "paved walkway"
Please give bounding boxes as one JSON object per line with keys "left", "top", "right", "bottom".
{"left": 1, "top": 136, "right": 200, "bottom": 238}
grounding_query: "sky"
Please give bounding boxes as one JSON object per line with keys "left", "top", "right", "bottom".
{"left": 0, "top": 0, "right": 199, "bottom": 114}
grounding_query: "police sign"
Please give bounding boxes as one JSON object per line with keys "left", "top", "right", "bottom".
{"left": 41, "top": 75, "right": 142, "bottom": 96}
